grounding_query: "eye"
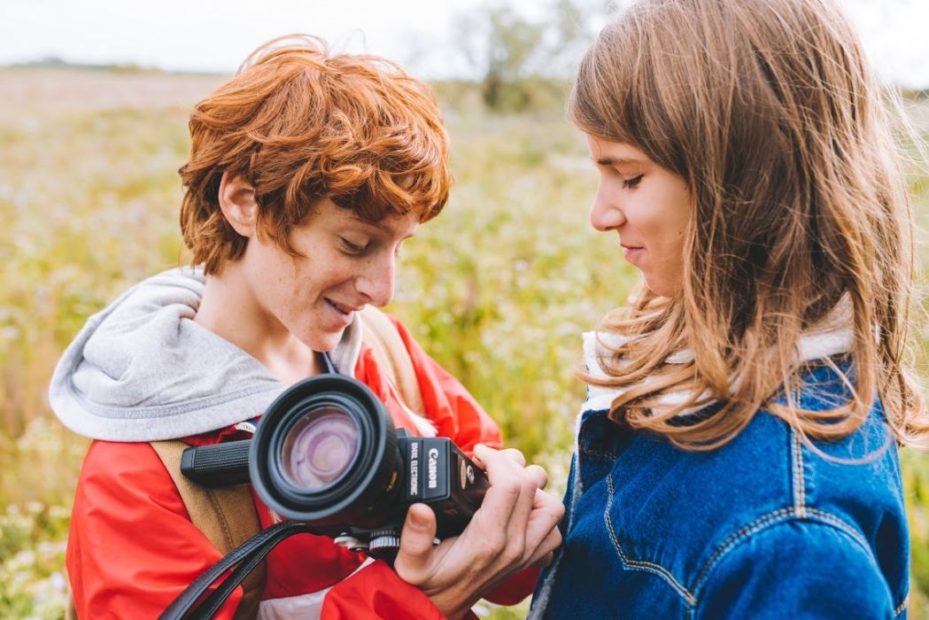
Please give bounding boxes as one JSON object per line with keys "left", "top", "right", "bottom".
{"left": 623, "top": 175, "right": 643, "bottom": 189}
{"left": 339, "top": 237, "right": 368, "bottom": 255}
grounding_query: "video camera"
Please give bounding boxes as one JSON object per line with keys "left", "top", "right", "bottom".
{"left": 180, "top": 373, "right": 489, "bottom": 560}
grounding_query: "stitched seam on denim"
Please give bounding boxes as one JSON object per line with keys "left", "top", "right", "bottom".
{"left": 694, "top": 507, "right": 875, "bottom": 598}
{"left": 579, "top": 448, "right": 617, "bottom": 460}
{"left": 604, "top": 473, "right": 698, "bottom": 606}
{"left": 894, "top": 593, "right": 908, "bottom": 617}
{"left": 792, "top": 431, "right": 807, "bottom": 517}
{"left": 802, "top": 508, "right": 872, "bottom": 556}
{"left": 693, "top": 507, "right": 795, "bottom": 589}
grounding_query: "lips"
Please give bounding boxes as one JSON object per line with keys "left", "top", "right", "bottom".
{"left": 621, "top": 245, "right": 645, "bottom": 265}
{"left": 327, "top": 299, "right": 360, "bottom": 314}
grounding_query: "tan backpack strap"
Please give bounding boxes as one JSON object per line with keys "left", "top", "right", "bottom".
{"left": 358, "top": 306, "right": 426, "bottom": 415}
{"left": 150, "top": 440, "right": 265, "bottom": 620}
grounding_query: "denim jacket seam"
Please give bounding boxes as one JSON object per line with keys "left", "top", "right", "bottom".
{"left": 604, "top": 473, "right": 699, "bottom": 606}
{"left": 789, "top": 425, "right": 908, "bottom": 613}
{"left": 792, "top": 431, "right": 807, "bottom": 517}
{"left": 692, "top": 507, "right": 877, "bottom": 600}
{"left": 802, "top": 508, "right": 872, "bottom": 554}
{"left": 579, "top": 447, "right": 618, "bottom": 460}
{"left": 692, "top": 506, "right": 796, "bottom": 594}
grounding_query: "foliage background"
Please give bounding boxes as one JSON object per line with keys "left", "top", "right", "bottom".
{"left": 1, "top": 63, "right": 928, "bottom": 618}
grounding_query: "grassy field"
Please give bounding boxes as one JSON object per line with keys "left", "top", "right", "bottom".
{"left": 1, "top": 68, "right": 928, "bottom": 618}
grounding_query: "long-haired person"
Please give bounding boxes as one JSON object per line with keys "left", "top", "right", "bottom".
{"left": 530, "top": 0, "right": 928, "bottom": 617}
{"left": 50, "top": 36, "right": 562, "bottom": 619}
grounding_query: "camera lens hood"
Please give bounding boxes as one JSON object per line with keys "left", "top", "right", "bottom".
{"left": 249, "top": 374, "right": 401, "bottom": 527}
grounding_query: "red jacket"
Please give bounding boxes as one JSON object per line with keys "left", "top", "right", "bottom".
{"left": 67, "top": 318, "right": 536, "bottom": 619}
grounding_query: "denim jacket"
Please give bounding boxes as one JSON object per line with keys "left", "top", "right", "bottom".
{"left": 530, "top": 363, "right": 909, "bottom": 619}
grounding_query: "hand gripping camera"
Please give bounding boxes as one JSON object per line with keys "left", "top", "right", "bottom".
{"left": 179, "top": 373, "right": 489, "bottom": 559}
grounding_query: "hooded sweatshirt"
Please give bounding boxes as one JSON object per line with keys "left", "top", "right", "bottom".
{"left": 50, "top": 267, "right": 525, "bottom": 619}
{"left": 52, "top": 266, "right": 351, "bottom": 441}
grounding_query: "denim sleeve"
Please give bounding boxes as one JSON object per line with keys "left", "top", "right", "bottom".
{"left": 695, "top": 520, "right": 897, "bottom": 619}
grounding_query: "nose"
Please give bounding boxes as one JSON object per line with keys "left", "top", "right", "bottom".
{"left": 590, "top": 183, "right": 625, "bottom": 232}
{"left": 356, "top": 252, "right": 395, "bottom": 307}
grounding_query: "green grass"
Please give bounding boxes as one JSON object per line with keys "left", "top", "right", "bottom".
{"left": 2, "top": 68, "right": 929, "bottom": 618}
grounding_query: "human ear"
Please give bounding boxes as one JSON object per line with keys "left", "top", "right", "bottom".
{"left": 218, "top": 172, "right": 259, "bottom": 237}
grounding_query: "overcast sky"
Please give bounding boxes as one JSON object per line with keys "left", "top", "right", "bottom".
{"left": 1, "top": 0, "right": 927, "bottom": 88}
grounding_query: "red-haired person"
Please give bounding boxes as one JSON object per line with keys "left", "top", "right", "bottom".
{"left": 50, "top": 36, "right": 562, "bottom": 619}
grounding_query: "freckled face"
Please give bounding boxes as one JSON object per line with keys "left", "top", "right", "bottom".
{"left": 240, "top": 199, "right": 418, "bottom": 352}
{"left": 586, "top": 134, "right": 691, "bottom": 297}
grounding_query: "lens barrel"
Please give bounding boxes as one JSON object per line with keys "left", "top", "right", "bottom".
{"left": 249, "top": 375, "right": 402, "bottom": 528}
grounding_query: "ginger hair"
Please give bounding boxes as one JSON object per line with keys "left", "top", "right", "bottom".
{"left": 179, "top": 35, "right": 450, "bottom": 274}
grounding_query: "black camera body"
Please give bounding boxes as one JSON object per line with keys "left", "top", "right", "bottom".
{"left": 394, "top": 434, "right": 486, "bottom": 538}
{"left": 180, "top": 374, "right": 488, "bottom": 558}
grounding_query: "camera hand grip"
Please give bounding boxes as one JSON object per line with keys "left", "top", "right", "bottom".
{"left": 181, "top": 440, "right": 252, "bottom": 487}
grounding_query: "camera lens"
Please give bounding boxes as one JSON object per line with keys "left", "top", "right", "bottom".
{"left": 250, "top": 374, "right": 403, "bottom": 528}
{"left": 281, "top": 407, "right": 359, "bottom": 490}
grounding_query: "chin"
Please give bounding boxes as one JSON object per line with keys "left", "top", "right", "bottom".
{"left": 305, "top": 330, "right": 345, "bottom": 354}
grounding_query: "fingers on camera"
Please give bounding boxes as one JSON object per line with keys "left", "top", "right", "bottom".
{"left": 500, "top": 448, "right": 527, "bottom": 467}
{"left": 525, "top": 464, "right": 548, "bottom": 489}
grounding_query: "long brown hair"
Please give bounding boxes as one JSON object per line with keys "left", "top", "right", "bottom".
{"left": 570, "top": 0, "right": 928, "bottom": 449}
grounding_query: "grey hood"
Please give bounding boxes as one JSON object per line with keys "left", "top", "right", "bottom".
{"left": 49, "top": 267, "right": 363, "bottom": 441}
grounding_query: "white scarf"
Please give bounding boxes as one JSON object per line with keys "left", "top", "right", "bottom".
{"left": 581, "top": 297, "right": 855, "bottom": 415}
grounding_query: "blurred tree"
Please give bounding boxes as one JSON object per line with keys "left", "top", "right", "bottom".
{"left": 455, "top": 0, "right": 611, "bottom": 112}
{"left": 456, "top": 5, "right": 543, "bottom": 110}
{"left": 482, "top": 6, "right": 544, "bottom": 109}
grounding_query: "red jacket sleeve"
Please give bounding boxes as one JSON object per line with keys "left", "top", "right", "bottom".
{"left": 68, "top": 441, "right": 243, "bottom": 619}
{"left": 321, "top": 561, "right": 445, "bottom": 620}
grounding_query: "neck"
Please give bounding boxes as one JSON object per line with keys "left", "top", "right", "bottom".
{"left": 194, "top": 264, "right": 320, "bottom": 384}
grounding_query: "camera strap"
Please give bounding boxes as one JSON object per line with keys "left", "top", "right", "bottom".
{"left": 159, "top": 520, "right": 313, "bottom": 620}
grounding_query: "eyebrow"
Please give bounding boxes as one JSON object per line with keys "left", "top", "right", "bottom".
{"left": 594, "top": 156, "right": 643, "bottom": 166}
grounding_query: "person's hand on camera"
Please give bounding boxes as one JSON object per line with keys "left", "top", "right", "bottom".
{"left": 393, "top": 444, "right": 565, "bottom": 620}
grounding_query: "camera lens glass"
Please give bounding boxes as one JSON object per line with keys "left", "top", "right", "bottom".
{"left": 281, "top": 406, "right": 359, "bottom": 490}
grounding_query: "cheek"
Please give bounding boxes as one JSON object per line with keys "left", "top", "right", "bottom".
{"left": 655, "top": 188, "right": 690, "bottom": 252}
{"left": 305, "top": 253, "right": 358, "bottom": 294}
{"left": 263, "top": 251, "right": 318, "bottom": 309}
{"left": 657, "top": 222, "right": 687, "bottom": 271}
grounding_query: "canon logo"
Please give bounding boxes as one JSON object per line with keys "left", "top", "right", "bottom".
{"left": 427, "top": 448, "right": 439, "bottom": 489}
